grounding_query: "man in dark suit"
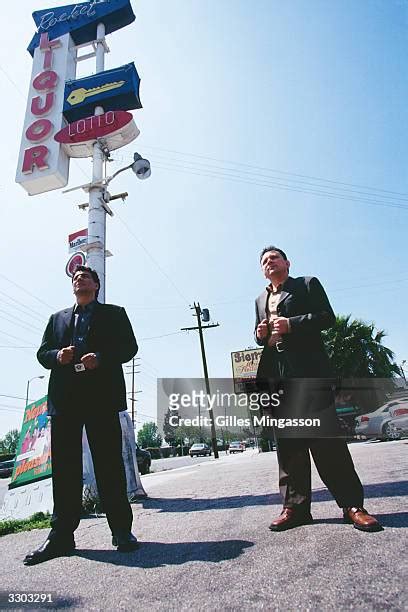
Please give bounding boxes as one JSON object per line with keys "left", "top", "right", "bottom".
{"left": 24, "top": 266, "right": 139, "bottom": 565}
{"left": 255, "top": 246, "right": 382, "bottom": 532}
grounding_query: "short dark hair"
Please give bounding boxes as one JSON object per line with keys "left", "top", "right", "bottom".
{"left": 72, "top": 265, "right": 100, "bottom": 298}
{"left": 259, "top": 246, "right": 288, "bottom": 263}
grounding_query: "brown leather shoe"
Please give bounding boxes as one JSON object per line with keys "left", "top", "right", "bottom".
{"left": 269, "top": 507, "right": 313, "bottom": 532}
{"left": 343, "top": 507, "right": 383, "bottom": 532}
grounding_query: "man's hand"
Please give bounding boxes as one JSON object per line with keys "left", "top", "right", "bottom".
{"left": 273, "top": 317, "right": 290, "bottom": 335}
{"left": 256, "top": 318, "right": 269, "bottom": 341}
{"left": 57, "top": 346, "right": 75, "bottom": 365}
{"left": 81, "top": 353, "right": 99, "bottom": 370}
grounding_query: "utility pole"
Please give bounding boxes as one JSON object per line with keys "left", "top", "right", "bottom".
{"left": 181, "top": 302, "right": 220, "bottom": 459}
{"left": 124, "top": 357, "right": 141, "bottom": 427}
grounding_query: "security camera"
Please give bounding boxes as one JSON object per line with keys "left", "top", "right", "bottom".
{"left": 131, "top": 153, "right": 151, "bottom": 180}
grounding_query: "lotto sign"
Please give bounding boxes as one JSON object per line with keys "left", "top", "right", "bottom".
{"left": 15, "top": 32, "right": 76, "bottom": 195}
{"left": 55, "top": 110, "right": 139, "bottom": 158}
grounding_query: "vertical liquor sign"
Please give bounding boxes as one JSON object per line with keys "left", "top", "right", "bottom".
{"left": 15, "top": 32, "right": 76, "bottom": 195}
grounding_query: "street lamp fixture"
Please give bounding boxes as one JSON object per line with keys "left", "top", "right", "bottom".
{"left": 105, "top": 152, "right": 151, "bottom": 186}
{"left": 25, "top": 375, "right": 45, "bottom": 407}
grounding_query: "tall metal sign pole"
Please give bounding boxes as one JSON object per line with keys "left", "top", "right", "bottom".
{"left": 181, "top": 303, "right": 220, "bottom": 459}
{"left": 87, "top": 22, "right": 107, "bottom": 301}
{"left": 11, "top": 1, "right": 149, "bottom": 518}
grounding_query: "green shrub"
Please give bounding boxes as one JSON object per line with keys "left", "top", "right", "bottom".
{"left": 0, "top": 512, "right": 51, "bottom": 536}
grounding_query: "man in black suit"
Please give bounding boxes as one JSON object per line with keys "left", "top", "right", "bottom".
{"left": 24, "top": 266, "right": 139, "bottom": 565}
{"left": 255, "top": 246, "right": 382, "bottom": 532}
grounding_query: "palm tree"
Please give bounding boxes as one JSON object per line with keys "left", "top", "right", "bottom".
{"left": 323, "top": 315, "right": 400, "bottom": 378}
{"left": 323, "top": 315, "right": 400, "bottom": 413}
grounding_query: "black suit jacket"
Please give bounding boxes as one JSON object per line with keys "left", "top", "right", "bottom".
{"left": 255, "top": 276, "right": 335, "bottom": 380}
{"left": 37, "top": 302, "right": 138, "bottom": 416}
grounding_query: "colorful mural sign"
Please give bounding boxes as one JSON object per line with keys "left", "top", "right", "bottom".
{"left": 9, "top": 397, "right": 52, "bottom": 489}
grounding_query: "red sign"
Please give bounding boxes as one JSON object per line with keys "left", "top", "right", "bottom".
{"left": 65, "top": 252, "right": 86, "bottom": 278}
{"left": 55, "top": 110, "right": 133, "bottom": 144}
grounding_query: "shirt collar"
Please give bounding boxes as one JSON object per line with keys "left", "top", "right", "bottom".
{"left": 266, "top": 283, "right": 283, "bottom": 295}
{"left": 74, "top": 300, "right": 97, "bottom": 314}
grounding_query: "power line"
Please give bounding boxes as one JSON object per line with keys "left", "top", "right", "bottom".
{"left": 0, "top": 273, "right": 56, "bottom": 310}
{"left": 140, "top": 144, "right": 408, "bottom": 199}
{"left": 0, "top": 346, "right": 36, "bottom": 350}
{"left": 0, "top": 292, "right": 47, "bottom": 322}
{"left": 0, "top": 309, "right": 43, "bottom": 334}
{"left": 0, "top": 394, "right": 30, "bottom": 401}
{"left": 144, "top": 152, "right": 408, "bottom": 204}
{"left": 139, "top": 331, "right": 184, "bottom": 341}
{"left": 115, "top": 214, "right": 191, "bottom": 304}
{"left": 151, "top": 161, "right": 408, "bottom": 212}
{"left": 0, "top": 328, "right": 37, "bottom": 347}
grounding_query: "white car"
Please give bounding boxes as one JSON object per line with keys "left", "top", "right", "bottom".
{"left": 355, "top": 398, "right": 408, "bottom": 440}
{"left": 189, "top": 443, "right": 211, "bottom": 457}
{"left": 388, "top": 412, "right": 408, "bottom": 439}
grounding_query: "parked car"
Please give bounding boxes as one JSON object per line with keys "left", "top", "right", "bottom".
{"left": 189, "top": 443, "right": 211, "bottom": 457}
{"left": 0, "top": 459, "right": 15, "bottom": 478}
{"left": 229, "top": 441, "right": 245, "bottom": 453}
{"left": 135, "top": 444, "right": 151, "bottom": 475}
{"left": 355, "top": 398, "right": 408, "bottom": 440}
{"left": 388, "top": 412, "right": 408, "bottom": 439}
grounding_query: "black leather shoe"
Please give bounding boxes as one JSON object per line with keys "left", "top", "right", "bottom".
{"left": 23, "top": 537, "right": 75, "bottom": 566}
{"left": 112, "top": 531, "right": 139, "bottom": 552}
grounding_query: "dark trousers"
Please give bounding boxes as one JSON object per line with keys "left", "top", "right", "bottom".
{"left": 276, "top": 437, "right": 364, "bottom": 511}
{"left": 49, "top": 411, "right": 132, "bottom": 541}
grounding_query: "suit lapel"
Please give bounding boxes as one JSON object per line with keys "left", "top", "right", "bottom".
{"left": 60, "top": 307, "right": 74, "bottom": 343}
{"left": 88, "top": 301, "right": 104, "bottom": 339}
{"left": 277, "top": 276, "right": 296, "bottom": 309}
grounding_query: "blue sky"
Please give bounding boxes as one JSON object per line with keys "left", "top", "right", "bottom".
{"left": 0, "top": 0, "right": 407, "bottom": 436}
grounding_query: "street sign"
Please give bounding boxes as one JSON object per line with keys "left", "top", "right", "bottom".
{"left": 65, "top": 251, "right": 86, "bottom": 277}
{"left": 55, "top": 110, "right": 139, "bottom": 157}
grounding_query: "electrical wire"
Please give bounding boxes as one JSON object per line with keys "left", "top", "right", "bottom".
{"left": 0, "top": 273, "right": 56, "bottom": 311}
{"left": 140, "top": 144, "right": 408, "bottom": 199}
{"left": 115, "top": 214, "right": 191, "bottom": 305}
{"left": 150, "top": 160, "right": 408, "bottom": 212}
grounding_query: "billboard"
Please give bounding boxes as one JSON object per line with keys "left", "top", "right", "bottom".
{"left": 231, "top": 348, "right": 263, "bottom": 393}
{"left": 9, "top": 396, "right": 52, "bottom": 489}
